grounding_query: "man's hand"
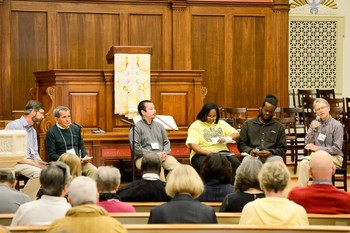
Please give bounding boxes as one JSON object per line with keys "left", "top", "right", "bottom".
{"left": 305, "top": 143, "right": 317, "bottom": 152}
{"left": 257, "top": 150, "right": 272, "bottom": 158}
{"left": 157, "top": 152, "right": 167, "bottom": 161}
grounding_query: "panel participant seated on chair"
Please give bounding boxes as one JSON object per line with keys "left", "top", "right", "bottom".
{"left": 46, "top": 106, "right": 97, "bottom": 178}
{"left": 186, "top": 103, "right": 240, "bottom": 176}
{"left": 297, "top": 98, "right": 343, "bottom": 187}
{"left": 129, "top": 100, "right": 180, "bottom": 181}
{"left": 289, "top": 150, "right": 350, "bottom": 214}
{"left": 238, "top": 94, "right": 287, "bottom": 163}
{"left": 117, "top": 152, "right": 170, "bottom": 202}
{"left": 5, "top": 100, "right": 47, "bottom": 200}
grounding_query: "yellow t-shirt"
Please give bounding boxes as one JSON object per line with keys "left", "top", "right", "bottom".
{"left": 186, "top": 119, "right": 239, "bottom": 160}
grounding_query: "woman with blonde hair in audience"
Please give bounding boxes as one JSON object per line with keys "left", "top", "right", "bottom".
{"left": 220, "top": 156, "right": 264, "bottom": 212}
{"left": 239, "top": 161, "right": 308, "bottom": 225}
{"left": 58, "top": 153, "right": 82, "bottom": 178}
{"left": 148, "top": 164, "right": 217, "bottom": 223}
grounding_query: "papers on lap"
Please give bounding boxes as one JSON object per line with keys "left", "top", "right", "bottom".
{"left": 133, "top": 115, "right": 179, "bottom": 130}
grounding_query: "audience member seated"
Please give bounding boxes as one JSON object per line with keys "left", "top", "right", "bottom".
{"left": 239, "top": 161, "right": 308, "bottom": 225}
{"left": 117, "top": 152, "right": 170, "bottom": 202}
{"left": 0, "top": 170, "right": 31, "bottom": 213}
{"left": 186, "top": 103, "right": 240, "bottom": 175}
{"left": 197, "top": 153, "right": 234, "bottom": 202}
{"left": 95, "top": 166, "right": 135, "bottom": 212}
{"left": 289, "top": 150, "right": 350, "bottom": 213}
{"left": 58, "top": 152, "right": 82, "bottom": 178}
{"left": 11, "top": 162, "right": 71, "bottom": 226}
{"left": 48, "top": 176, "right": 128, "bottom": 233}
{"left": 220, "top": 156, "right": 264, "bottom": 212}
{"left": 238, "top": 94, "right": 287, "bottom": 163}
{"left": 148, "top": 164, "right": 217, "bottom": 224}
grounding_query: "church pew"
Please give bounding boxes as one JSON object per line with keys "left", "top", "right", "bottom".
{"left": 127, "top": 202, "right": 222, "bottom": 212}
{"left": 3, "top": 212, "right": 350, "bottom": 226}
{"left": 6, "top": 224, "right": 350, "bottom": 233}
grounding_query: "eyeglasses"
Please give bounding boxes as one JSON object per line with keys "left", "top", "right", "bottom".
{"left": 314, "top": 106, "right": 328, "bottom": 112}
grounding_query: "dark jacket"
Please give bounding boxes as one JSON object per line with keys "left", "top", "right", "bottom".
{"left": 148, "top": 194, "right": 217, "bottom": 224}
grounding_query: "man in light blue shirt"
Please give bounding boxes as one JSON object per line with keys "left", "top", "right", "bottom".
{"left": 5, "top": 100, "right": 46, "bottom": 199}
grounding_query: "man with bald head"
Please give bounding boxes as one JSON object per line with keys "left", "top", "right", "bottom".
{"left": 288, "top": 150, "right": 350, "bottom": 214}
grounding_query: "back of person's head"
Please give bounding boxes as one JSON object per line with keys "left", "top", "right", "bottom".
{"left": 258, "top": 161, "right": 290, "bottom": 193}
{"left": 40, "top": 162, "right": 71, "bottom": 196}
{"left": 24, "top": 100, "right": 44, "bottom": 115}
{"left": 0, "top": 170, "right": 16, "bottom": 185}
{"left": 196, "top": 103, "right": 220, "bottom": 124}
{"left": 58, "top": 153, "right": 82, "bottom": 178}
{"left": 141, "top": 152, "right": 162, "bottom": 174}
{"left": 262, "top": 94, "right": 278, "bottom": 109}
{"left": 166, "top": 164, "right": 204, "bottom": 198}
{"left": 68, "top": 176, "right": 97, "bottom": 206}
{"left": 95, "top": 166, "right": 121, "bottom": 192}
{"left": 234, "top": 157, "right": 263, "bottom": 192}
{"left": 53, "top": 106, "right": 70, "bottom": 118}
{"left": 137, "top": 100, "right": 152, "bottom": 116}
{"left": 200, "top": 153, "right": 232, "bottom": 184}
{"left": 309, "top": 150, "right": 335, "bottom": 180}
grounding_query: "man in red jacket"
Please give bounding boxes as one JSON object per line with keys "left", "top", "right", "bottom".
{"left": 288, "top": 150, "right": 350, "bottom": 214}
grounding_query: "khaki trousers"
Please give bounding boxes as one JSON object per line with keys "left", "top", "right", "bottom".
{"left": 297, "top": 153, "right": 343, "bottom": 187}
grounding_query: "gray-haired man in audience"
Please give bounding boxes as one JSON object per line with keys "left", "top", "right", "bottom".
{"left": 0, "top": 170, "right": 31, "bottom": 213}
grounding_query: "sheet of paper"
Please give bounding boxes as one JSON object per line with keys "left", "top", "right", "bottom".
{"left": 133, "top": 115, "right": 178, "bottom": 130}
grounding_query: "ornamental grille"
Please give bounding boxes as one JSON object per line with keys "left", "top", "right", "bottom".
{"left": 289, "top": 20, "right": 338, "bottom": 89}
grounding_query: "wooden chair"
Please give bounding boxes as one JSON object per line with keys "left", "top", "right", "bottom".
{"left": 220, "top": 107, "right": 248, "bottom": 129}
{"left": 332, "top": 131, "right": 349, "bottom": 191}
{"left": 329, "top": 106, "right": 344, "bottom": 123}
{"left": 279, "top": 116, "right": 307, "bottom": 173}
{"left": 297, "top": 89, "right": 317, "bottom": 107}
{"left": 345, "top": 97, "right": 350, "bottom": 119}
{"left": 301, "top": 97, "right": 317, "bottom": 128}
{"left": 316, "top": 89, "right": 335, "bottom": 99}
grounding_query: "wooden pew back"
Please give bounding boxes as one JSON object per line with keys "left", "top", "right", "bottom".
{"left": 3, "top": 212, "right": 350, "bottom": 226}
{"left": 6, "top": 224, "right": 350, "bottom": 233}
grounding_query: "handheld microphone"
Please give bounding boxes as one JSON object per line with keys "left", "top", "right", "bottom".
{"left": 120, "top": 118, "right": 135, "bottom": 126}
{"left": 73, "top": 122, "right": 83, "bottom": 129}
{"left": 313, "top": 116, "right": 321, "bottom": 132}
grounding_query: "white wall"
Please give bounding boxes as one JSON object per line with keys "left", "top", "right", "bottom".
{"left": 289, "top": 0, "right": 350, "bottom": 98}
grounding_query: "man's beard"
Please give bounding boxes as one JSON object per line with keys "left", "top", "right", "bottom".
{"left": 259, "top": 111, "right": 272, "bottom": 123}
{"left": 32, "top": 116, "right": 42, "bottom": 125}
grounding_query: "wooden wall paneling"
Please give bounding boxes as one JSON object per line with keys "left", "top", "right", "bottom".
{"left": 57, "top": 12, "right": 120, "bottom": 69}
{"left": 172, "top": 4, "right": 192, "bottom": 70}
{"left": 191, "top": 13, "right": 225, "bottom": 105}
{"left": 10, "top": 10, "right": 48, "bottom": 118}
{"left": 270, "top": 3, "right": 289, "bottom": 107}
{"left": 151, "top": 70, "right": 205, "bottom": 129}
{"left": 232, "top": 15, "right": 266, "bottom": 108}
{"left": 0, "top": 0, "right": 11, "bottom": 119}
{"left": 128, "top": 12, "right": 169, "bottom": 70}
